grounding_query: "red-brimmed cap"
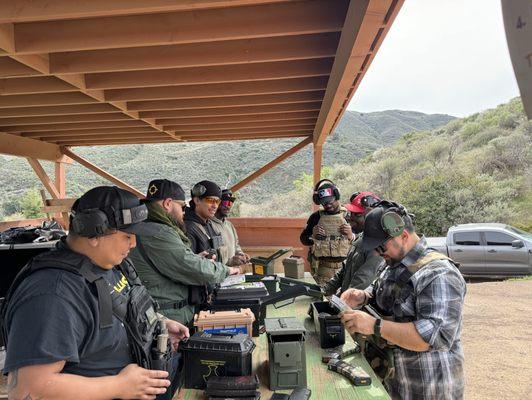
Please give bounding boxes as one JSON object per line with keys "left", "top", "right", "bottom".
{"left": 345, "top": 191, "right": 380, "bottom": 213}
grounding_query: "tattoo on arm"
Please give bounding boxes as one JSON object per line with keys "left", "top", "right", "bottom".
{"left": 6, "top": 369, "right": 18, "bottom": 393}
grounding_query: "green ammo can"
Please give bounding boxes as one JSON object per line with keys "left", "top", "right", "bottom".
{"left": 264, "top": 317, "right": 307, "bottom": 390}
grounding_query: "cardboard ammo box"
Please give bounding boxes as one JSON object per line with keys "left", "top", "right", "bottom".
{"left": 282, "top": 256, "right": 305, "bottom": 279}
{"left": 194, "top": 308, "right": 255, "bottom": 337}
{"left": 309, "top": 301, "right": 345, "bottom": 348}
{"left": 180, "top": 332, "right": 255, "bottom": 389}
{"left": 264, "top": 317, "right": 307, "bottom": 390}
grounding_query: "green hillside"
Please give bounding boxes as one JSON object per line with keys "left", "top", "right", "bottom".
{"left": 0, "top": 109, "right": 453, "bottom": 218}
{"left": 241, "top": 98, "right": 532, "bottom": 235}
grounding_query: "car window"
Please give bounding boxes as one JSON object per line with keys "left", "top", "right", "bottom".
{"left": 454, "top": 232, "right": 481, "bottom": 246}
{"left": 485, "top": 231, "right": 515, "bottom": 246}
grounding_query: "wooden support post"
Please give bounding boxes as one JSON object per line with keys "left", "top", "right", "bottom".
{"left": 61, "top": 147, "right": 144, "bottom": 198}
{"left": 231, "top": 136, "right": 312, "bottom": 193}
{"left": 312, "top": 143, "right": 323, "bottom": 211}
{"left": 55, "top": 158, "right": 71, "bottom": 227}
{"left": 27, "top": 158, "right": 60, "bottom": 199}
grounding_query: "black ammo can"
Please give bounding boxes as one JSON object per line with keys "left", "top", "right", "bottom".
{"left": 309, "top": 301, "right": 345, "bottom": 348}
{"left": 180, "top": 332, "right": 255, "bottom": 389}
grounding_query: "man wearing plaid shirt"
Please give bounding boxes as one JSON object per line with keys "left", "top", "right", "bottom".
{"left": 340, "top": 201, "right": 466, "bottom": 399}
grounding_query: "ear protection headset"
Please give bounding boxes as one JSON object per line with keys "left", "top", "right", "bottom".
{"left": 312, "top": 179, "right": 340, "bottom": 205}
{"left": 376, "top": 200, "right": 412, "bottom": 238}
{"left": 70, "top": 204, "right": 147, "bottom": 237}
{"left": 191, "top": 183, "right": 207, "bottom": 198}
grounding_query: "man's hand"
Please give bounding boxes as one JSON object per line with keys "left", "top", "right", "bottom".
{"left": 312, "top": 224, "right": 326, "bottom": 239}
{"left": 340, "top": 288, "right": 369, "bottom": 308}
{"left": 340, "top": 310, "right": 376, "bottom": 336}
{"left": 117, "top": 364, "right": 171, "bottom": 400}
{"left": 229, "top": 266, "right": 242, "bottom": 275}
{"left": 229, "top": 254, "right": 245, "bottom": 266}
{"left": 164, "top": 319, "right": 190, "bottom": 352}
{"left": 339, "top": 223, "right": 354, "bottom": 240}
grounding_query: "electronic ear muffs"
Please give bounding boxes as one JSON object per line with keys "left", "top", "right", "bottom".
{"left": 191, "top": 183, "right": 207, "bottom": 198}
{"left": 70, "top": 208, "right": 110, "bottom": 237}
{"left": 377, "top": 200, "right": 408, "bottom": 238}
{"left": 312, "top": 179, "right": 340, "bottom": 205}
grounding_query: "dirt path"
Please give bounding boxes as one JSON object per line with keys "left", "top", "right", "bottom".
{"left": 462, "top": 279, "right": 532, "bottom": 399}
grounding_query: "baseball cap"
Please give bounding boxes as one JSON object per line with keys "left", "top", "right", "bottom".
{"left": 316, "top": 184, "right": 336, "bottom": 205}
{"left": 71, "top": 186, "right": 159, "bottom": 237}
{"left": 362, "top": 203, "right": 408, "bottom": 250}
{"left": 191, "top": 180, "right": 222, "bottom": 199}
{"left": 145, "top": 179, "right": 185, "bottom": 201}
{"left": 345, "top": 191, "right": 381, "bottom": 213}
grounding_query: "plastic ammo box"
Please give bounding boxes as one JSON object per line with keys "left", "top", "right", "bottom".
{"left": 309, "top": 301, "right": 345, "bottom": 348}
{"left": 180, "top": 332, "right": 255, "bottom": 389}
{"left": 194, "top": 308, "right": 255, "bottom": 337}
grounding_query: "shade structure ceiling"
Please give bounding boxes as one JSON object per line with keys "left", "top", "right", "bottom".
{"left": 0, "top": 0, "right": 403, "bottom": 151}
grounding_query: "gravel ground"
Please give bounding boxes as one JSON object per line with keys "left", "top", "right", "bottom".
{"left": 1, "top": 279, "right": 531, "bottom": 399}
{"left": 462, "top": 279, "right": 532, "bottom": 399}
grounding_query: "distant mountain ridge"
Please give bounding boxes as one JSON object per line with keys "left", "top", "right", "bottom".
{"left": 0, "top": 109, "right": 454, "bottom": 214}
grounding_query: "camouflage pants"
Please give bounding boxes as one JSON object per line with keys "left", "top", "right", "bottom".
{"left": 310, "top": 258, "right": 343, "bottom": 286}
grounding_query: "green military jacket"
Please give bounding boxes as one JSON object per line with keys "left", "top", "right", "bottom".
{"left": 322, "top": 233, "right": 385, "bottom": 296}
{"left": 128, "top": 222, "right": 230, "bottom": 324}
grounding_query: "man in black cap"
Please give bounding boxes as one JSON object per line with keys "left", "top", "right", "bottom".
{"left": 184, "top": 180, "right": 226, "bottom": 259}
{"left": 300, "top": 179, "right": 353, "bottom": 285}
{"left": 211, "top": 189, "right": 250, "bottom": 266}
{"left": 2, "top": 186, "right": 189, "bottom": 400}
{"left": 340, "top": 201, "right": 466, "bottom": 400}
{"left": 128, "top": 179, "right": 241, "bottom": 326}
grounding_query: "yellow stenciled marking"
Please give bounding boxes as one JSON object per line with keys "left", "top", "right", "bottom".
{"left": 200, "top": 360, "right": 225, "bottom": 381}
{"left": 113, "top": 274, "right": 128, "bottom": 293}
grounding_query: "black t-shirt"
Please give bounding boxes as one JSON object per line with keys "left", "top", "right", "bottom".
{"left": 3, "top": 259, "right": 133, "bottom": 377}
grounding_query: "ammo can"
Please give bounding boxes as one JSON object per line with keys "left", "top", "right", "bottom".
{"left": 264, "top": 317, "right": 307, "bottom": 390}
{"left": 309, "top": 301, "right": 345, "bottom": 348}
{"left": 282, "top": 256, "right": 305, "bottom": 279}
{"left": 194, "top": 308, "right": 255, "bottom": 337}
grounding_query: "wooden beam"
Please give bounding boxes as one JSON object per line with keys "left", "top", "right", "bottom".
{"left": 155, "top": 111, "right": 320, "bottom": 126}
{"left": 61, "top": 147, "right": 144, "bottom": 198}
{"left": 231, "top": 136, "right": 313, "bottom": 192}
{"left": 8, "top": 120, "right": 148, "bottom": 133}
{"left": 0, "top": 0, "right": 296, "bottom": 23}
{"left": 0, "top": 76, "right": 77, "bottom": 95}
{"left": 127, "top": 91, "right": 325, "bottom": 112}
{"left": 50, "top": 33, "right": 340, "bottom": 74}
{"left": 0, "top": 57, "right": 40, "bottom": 77}
{"left": 0, "top": 103, "right": 122, "bottom": 118}
{"left": 313, "top": 143, "right": 323, "bottom": 211}
{"left": 32, "top": 127, "right": 158, "bottom": 139}
{"left": 0, "top": 92, "right": 99, "bottom": 108}
{"left": 162, "top": 119, "right": 317, "bottom": 132}
{"left": 313, "top": 0, "right": 403, "bottom": 145}
{"left": 0, "top": 113, "right": 133, "bottom": 126}
{"left": 0, "top": 132, "right": 63, "bottom": 160}
{"left": 26, "top": 158, "right": 61, "bottom": 199}
{"left": 85, "top": 58, "right": 333, "bottom": 90}
{"left": 14, "top": 0, "right": 347, "bottom": 53}
{"left": 140, "top": 102, "right": 323, "bottom": 119}
{"left": 105, "top": 77, "right": 328, "bottom": 102}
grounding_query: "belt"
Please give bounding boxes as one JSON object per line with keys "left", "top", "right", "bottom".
{"left": 158, "top": 299, "right": 188, "bottom": 310}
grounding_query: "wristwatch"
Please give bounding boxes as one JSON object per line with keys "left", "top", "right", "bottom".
{"left": 373, "top": 318, "right": 383, "bottom": 338}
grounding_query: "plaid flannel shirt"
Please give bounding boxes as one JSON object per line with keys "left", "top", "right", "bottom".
{"left": 369, "top": 237, "right": 466, "bottom": 400}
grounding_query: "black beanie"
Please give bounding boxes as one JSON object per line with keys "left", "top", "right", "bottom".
{"left": 191, "top": 180, "right": 222, "bottom": 199}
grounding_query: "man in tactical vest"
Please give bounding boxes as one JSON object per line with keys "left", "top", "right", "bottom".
{"left": 340, "top": 201, "right": 466, "bottom": 400}
{"left": 128, "top": 179, "right": 241, "bottom": 327}
{"left": 1, "top": 186, "right": 189, "bottom": 400}
{"left": 300, "top": 179, "right": 353, "bottom": 285}
{"left": 211, "top": 189, "right": 250, "bottom": 266}
{"left": 323, "top": 191, "right": 385, "bottom": 296}
{"left": 184, "top": 180, "right": 225, "bottom": 260}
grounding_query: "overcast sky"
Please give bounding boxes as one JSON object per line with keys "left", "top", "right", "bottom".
{"left": 348, "top": 0, "right": 520, "bottom": 117}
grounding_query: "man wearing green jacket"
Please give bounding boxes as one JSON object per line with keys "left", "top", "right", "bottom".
{"left": 129, "top": 179, "right": 242, "bottom": 326}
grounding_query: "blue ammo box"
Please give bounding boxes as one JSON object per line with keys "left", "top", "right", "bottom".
{"left": 264, "top": 317, "right": 307, "bottom": 390}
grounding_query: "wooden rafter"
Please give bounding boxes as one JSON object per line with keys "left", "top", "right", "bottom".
{"left": 0, "top": 132, "right": 63, "bottom": 161}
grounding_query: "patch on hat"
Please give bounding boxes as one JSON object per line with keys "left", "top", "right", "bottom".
{"left": 318, "top": 187, "right": 334, "bottom": 199}
{"left": 148, "top": 184, "right": 158, "bottom": 196}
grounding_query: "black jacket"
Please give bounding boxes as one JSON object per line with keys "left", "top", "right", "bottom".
{"left": 183, "top": 207, "right": 222, "bottom": 257}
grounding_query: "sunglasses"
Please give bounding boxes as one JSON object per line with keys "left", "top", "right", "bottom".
{"left": 173, "top": 200, "right": 186, "bottom": 211}
{"left": 221, "top": 199, "right": 234, "bottom": 207}
{"left": 376, "top": 239, "right": 391, "bottom": 255}
{"left": 203, "top": 197, "right": 221, "bottom": 206}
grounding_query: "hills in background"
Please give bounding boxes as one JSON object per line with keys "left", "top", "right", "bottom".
{"left": 0, "top": 109, "right": 454, "bottom": 214}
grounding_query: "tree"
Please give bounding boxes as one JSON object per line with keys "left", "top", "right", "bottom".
{"left": 20, "top": 188, "right": 45, "bottom": 219}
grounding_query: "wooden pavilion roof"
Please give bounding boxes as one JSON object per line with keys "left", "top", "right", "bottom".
{"left": 0, "top": 0, "right": 402, "bottom": 156}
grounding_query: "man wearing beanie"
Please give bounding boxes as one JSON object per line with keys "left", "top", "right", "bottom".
{"left": 129, "top": 179, "right": 241, "bottom": 326}
{"left": 211, "top": 189, "right": 250, "bottom": 266}
{"left": 184, "top": 180, "right": 226, "bottom": 259}
{"left": 2, "top": 186, "right": 189, "bottom": 400}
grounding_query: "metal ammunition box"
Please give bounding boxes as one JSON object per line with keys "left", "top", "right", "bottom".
{"left": 282, "top": 256, "right": 305, "bottom": 279}
{"left": 309, "top": 301, "right": 345, "bottom": 348}
{"left": 180, "top": 332, "right": 255, "bottom": 389}
{"left": 264, "top": 317, "right": 307, "bottom": 390}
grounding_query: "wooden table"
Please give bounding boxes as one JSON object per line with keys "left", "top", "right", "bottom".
{"left": 176, "top": 284, "right": 390, "bottom": 400}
